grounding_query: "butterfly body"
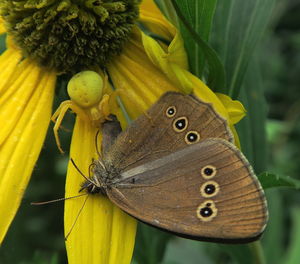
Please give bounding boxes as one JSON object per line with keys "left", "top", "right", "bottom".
{"left": 82, "top": 92, "right": 268, "bottom": 243}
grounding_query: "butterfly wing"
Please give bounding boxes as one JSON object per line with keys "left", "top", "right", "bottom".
{"left": 107, "top": 139, "right": 268, "bottom": 243}
{"left": 106, "top": 92, "right": 233, "bottom": 171}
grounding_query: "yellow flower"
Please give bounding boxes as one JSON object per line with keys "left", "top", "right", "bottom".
{"left": 0, "top": 1, "right": 246, "bottom": 263}
{"left": 65, "top": 1, "right": 245, "bottom": 264}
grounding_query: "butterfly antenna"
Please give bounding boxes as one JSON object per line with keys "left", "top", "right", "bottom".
{"left": 65, "top": 194, "right": 89, "bottom": 241}
{"left": 70, "top": 158, "right": 95, "bottom": 185}
{"left": 31, "top": 193, "right": 88, "bottom": 205}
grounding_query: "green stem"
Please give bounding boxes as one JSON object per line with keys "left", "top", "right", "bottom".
{"left": 248, "top": 241, "right": 266, "bottom": 264}
{"left": 107, "top": 72, "right": 132, "bottom": 124}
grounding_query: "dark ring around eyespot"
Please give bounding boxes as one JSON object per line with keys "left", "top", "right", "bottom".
{"left": 185, "top": 131, "right": 200, "bottom": 144}
{"left": 200, "top": 180, "right": 219, "bottom": 198}
{"left": 166, "top": 106, "right": 176, "bottom": 117}
{"left": 201, "top": 165, "right": 217, "bottom": 179}
{"left": 196, "top": 200, "right": 217, "bottom": 221}
{"left": 173, "top": 116, "right": 188, "bottom": 132}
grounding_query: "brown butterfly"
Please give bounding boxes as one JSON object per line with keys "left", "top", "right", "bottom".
{"left": 81, "top": 92, "right": 268, "bottom": 243}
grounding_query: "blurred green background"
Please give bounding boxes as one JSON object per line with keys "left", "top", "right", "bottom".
{"left": 1, "top": 0, "right": 300, "bottom": 263}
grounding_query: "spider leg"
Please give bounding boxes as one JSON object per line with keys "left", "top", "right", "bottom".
{"left": 98, "top": 94, "right": 110, "bottom": 120}
{"left": 51, "top": 100, "right": 72, "bottom": 123}
{"left": 52, "top": 101, "right": 89, "bottom": 153}
{"left": 52, "top": 102, "right": 72, "bottom": 153}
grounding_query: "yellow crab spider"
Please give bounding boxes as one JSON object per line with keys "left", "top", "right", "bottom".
{"left": 52, "top": 70, "right": 110, "bottom": 153}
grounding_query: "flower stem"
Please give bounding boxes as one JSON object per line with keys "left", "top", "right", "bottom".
{"left": 248, "top": 241, "right": 266, "bottom": 264}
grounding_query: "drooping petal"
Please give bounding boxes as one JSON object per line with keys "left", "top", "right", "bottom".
{"left": 140, "top": 31, "right": 234, "bottom": 119}
{"left": 140, "top": 0, "right": 173, "bottom": 35}
{"left": 140, "top": 1, "right": 188, "bottom": 70}
{"left": 0, "top": 60, "right": 56, "bottom": 244}
{"left": 216, "top": 93, "right": 246, "bottom": 124}
{"left": 65, "top": 118, "right": 136, "bottom": 264}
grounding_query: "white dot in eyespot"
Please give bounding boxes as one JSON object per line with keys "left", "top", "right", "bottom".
{"left": 185, "top": 131, "right": 200, "bottom": 144}
{"left": 196, "top": 200, "right": 218, "bottom": 221}
{"left": 200, "top": 181, "right": 219, "bottom": 198}
{"left": 166, "top": 106, "right": 176, "bottom": 117}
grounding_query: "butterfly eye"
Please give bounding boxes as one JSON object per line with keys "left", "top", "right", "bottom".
{"left": 185, "top": 131, "right": 200, "bottom": 144}
{"left": 201, "top": 165, "right": 217, "bottom": 179}
{"left": 197, "top": 200, "right": 217, "bottom": 221}
{"left": 166, "top": 106, "right": 176, "bottom": 117}
{"left": 200, "top": 181, "right": 219, "bottom": 198}
{"left": 173, "top": 117, "right": 188, "bottom": 132}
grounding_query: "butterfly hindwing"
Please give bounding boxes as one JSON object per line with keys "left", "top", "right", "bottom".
{"left": 107, "top": 139, "right": 268, "bottom": 243}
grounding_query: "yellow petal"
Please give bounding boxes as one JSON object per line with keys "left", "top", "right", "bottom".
{"left": 65, "top": 118, "right": 136, "bottom": 264}
{"left": 139, "top": 7, "right": 188, "bottom": 70}
{"left": 140, "top": 0, "right": 167, "bottom": 21}
{"left": 141, "top": 30, "right": 230, "bottom": 120}
{"left": 0, "top": 60, "right": 40, "bottom": 145}
{"left": 0, "top": 17, "right": 6, "bottom": 34}
{"left": 216, "top": 93, "right": 246, "bottom": 124}
{"left": 141, "top": 32, "right": 189, "bottom": 86}
{"left": 108, "top": 30, "right": 178, "bottom": 119}
{"left": 0, "top": 61, "right": 56, "bottom": 244}
{"left": 230, "top": 125, "right": 241, "bottom": 149}
{"left": 0, "top": 48, "right": 22, "bottom": 95}
{"left": 140, "top": 0, "right": 175, "bottom": 39}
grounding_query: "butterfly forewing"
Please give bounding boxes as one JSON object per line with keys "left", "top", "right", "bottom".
{"left": 106, "top": 92, "right": 233, "bottom": 171}
{"left": 107, "top": 139, "right": 268, "bottom": 243}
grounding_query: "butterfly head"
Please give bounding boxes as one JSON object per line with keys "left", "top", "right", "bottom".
{"left": 79, "top": 159, "right": 120, "bottom": 195}
{"left": 79, "top": 179, "right": 105, "bottom": 195}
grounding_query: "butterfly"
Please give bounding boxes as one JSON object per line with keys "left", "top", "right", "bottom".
{"left": 81, "top": 91, "right": 268, "bottom": 243}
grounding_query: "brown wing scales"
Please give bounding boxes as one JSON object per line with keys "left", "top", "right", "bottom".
{"left": 106, "top": 92, "right": 233, "bottom": 171}
{"left": 107, "top": 139, "right": 268, "bottom": 243}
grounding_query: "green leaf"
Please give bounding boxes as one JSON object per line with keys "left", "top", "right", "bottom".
{"left": 262, "top": 190, "right": 284, "bottom": 264}
{"left": 171, "top": 0, "right": 225, "bottom": 91}
{"left": 0, "top": 34, "right": 6, "bottom": 53}
{"left": 133, "top": 223, "right": 172, "bottom": 264}
{"left": 282, "top": 208, "right": 300, "bottom": 264}
{"left": 218, "top": 243, "right": 257, "bottom": 264}
{"left": 212, "top": 0, "right": 276, "bottom": 97}
{"left": 236, "top": 55, "right": 268, "bottom": 173}
{"left": 170, "top": 0, "right": 217, "bottom": 78}
{"left": 258, "top": 172, "right": 300, "bottom": 190}
{"left": 163, "top": 239, "right": 212, "bottom": 264}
